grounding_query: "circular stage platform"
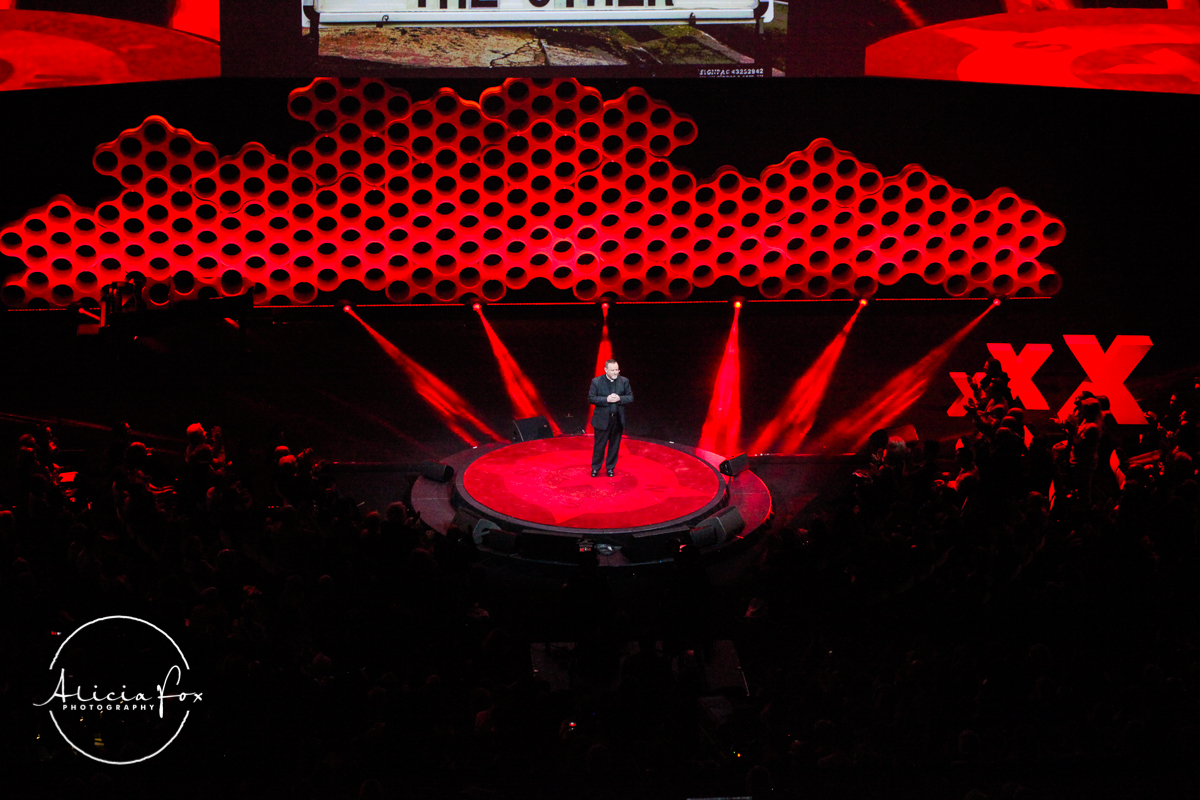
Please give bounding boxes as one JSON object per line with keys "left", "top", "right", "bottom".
{"left": 865, "top": 10, "right": 1200, "bottom": 95}
{"left": 412, "top": 435, "right": 772, "bottom": 568}
{"left": 0, "top": 11, "right": 221, "bottom": 91}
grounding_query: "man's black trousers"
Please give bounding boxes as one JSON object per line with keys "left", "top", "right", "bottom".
{"left": 592, "top": 415, "right": 623, "bottom": 472}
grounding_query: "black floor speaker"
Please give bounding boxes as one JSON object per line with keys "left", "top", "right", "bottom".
{"left": 512, "top": 416, "right": 554, "bottom": 442}
{"left": 719, "top": 454, "right": 750, "bottom": 476}
{"left": 689, "top": 505, "right": 745, "bottom": 548}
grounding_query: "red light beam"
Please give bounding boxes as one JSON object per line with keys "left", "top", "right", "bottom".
{"left": 475, "top": 307, "right": 562, "bottom": 435}
{"left": 749, "top": 302, "right": 863, "bottom": 454}
{"left": 812, "top": 303, "right": 997, "bottom": 453}
{"left": 699, "top": 304, "right": 742, "bottom": 456}
{"left": 346, "top": 309, "right": 502, "bottom": 446}
{"left": 585, "top": 310, "right": 614, "bottom": 436}
{"left": 888, "top": 0, "right": 927, "bottom": 28}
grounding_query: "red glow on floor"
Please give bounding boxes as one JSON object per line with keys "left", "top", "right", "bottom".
{"left": 699, "top": 305, "right": 742, "bottom": 456}
{"left": 812, "top": 303, "right": 996, "bottom": 453}
{"left": 749, "top": 303, "right": 863, "bottom": 454}
{"left": 475, "top": 308, "right": 562, "bottom": 435}
{"left": 346, "top": 308, "right": 502, "bottom": 446}
{"left": 462, "top": 437, "right": 720, "bottom": 529}
{"left": 585, "top": 316, "right": 614, "bottom": 436}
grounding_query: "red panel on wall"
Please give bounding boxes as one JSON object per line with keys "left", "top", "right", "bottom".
{"left": 0, "top": 78, "right": 1065, "bottom": 307}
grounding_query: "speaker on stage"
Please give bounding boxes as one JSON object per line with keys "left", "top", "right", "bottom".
{"left": 473, "top": 520, "right": 518, "bottom": 553}
{"left": 622, "top": 526, "right": 689, "bottom": 563}
{"left": 512, "top": 416, "right": 554, "bottom": 442}
{"left": 719, "top": 454, "right": 750, "bottom": 476}
{"left": 419, "top": 462, "right": 455, "bottom": 482}
{"left": 689, "top": 506, "right": 745, "bottom": 548}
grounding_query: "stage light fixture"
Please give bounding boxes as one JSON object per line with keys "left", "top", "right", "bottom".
{"left": 699, "top": 300, "right": 742, "bottom": 456}
{"left": 750, "top": 302, "right": 863, "bottom": 454}
{"left": 347, "top": 311, "right": 502, "bottom": 446}
{"left": 476, "top": 304, "right": 562, "bottom": 435}
{"left": 813, "top": 304, "right": 995, "bottom": 452}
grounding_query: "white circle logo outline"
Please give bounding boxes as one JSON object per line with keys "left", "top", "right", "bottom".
{"left": 44, "top": 614, "right": 193, "bottom": 765}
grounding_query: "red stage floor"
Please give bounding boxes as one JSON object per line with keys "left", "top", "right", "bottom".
{"left": 460, "top": 436, "right": 722, "bottom": 530}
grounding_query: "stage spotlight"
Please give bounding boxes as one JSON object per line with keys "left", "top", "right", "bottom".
{"left": 750, "top": 302, "right": 864, "bottom": 454}
{"left": 345, "top": 308, "right": 502, "bottom": 446}
{"left": 813, "top": 303, "right": 996, "bottom": 453}
{"left": 586, "top": 307, "right": 614, "bottom": 434}
{"left": 699, "top": 300, "right": 742, "bottom": 455}
{"left": 475, "top": 305, "right": 562, "bottom": 435}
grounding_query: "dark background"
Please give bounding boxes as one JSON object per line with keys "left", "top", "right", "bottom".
{"left": 1, "top": 76, "right": 1197, "bottom": 799}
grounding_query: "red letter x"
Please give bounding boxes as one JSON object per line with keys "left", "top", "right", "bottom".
{"left": 986, "top": 343, "right": 1053, "bottom": 411}
{"left": 947, "top": 371, "right": 985, "bottom": 416}
{"left": 1057, "top": 335, "right": 1153, "bottom": 425}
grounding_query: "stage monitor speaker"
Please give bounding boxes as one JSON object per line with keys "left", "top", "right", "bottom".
{"left": 419, "top": 461, "right": 455, "bottom": 482}
{"left": 474, "top": 520, "right": 518, "bottom": 553}
{"left": 719, "top": 454, "right": 750, "bottom": 476}
{"left": 471, "top": 518, "right": 499, "bottom": 545}
{"left": 512, "top": 416, "right": 554, "bottom": 442}
{"left": 689, "top": 506, "right": 745, "bottom": 548}
{"left": 622, "top": 526, "right": 690, "bottom": 563}
{"left": 517, "top": 530, "right": 584, "bottom": 563}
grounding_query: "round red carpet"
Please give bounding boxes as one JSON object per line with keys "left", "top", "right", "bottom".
{"left": 460, "top": 436, "right": 722, "bottom": 530}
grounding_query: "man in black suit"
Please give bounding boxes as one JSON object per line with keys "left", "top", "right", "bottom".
{"left": 589, "top": 359, "right": 633, "bottom": 477}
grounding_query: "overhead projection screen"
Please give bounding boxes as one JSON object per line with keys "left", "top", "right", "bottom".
{"left": 304, "top": 0, "right": 772, "bottom": 27}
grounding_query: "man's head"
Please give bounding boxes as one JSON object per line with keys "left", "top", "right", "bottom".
{"left": 604, "top": 359, "right": 620, "bottom": 380}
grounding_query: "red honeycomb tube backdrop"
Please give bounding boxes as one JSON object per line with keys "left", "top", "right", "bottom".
{"left": 0, "top": 78, "right": 1065, "bottom": 308}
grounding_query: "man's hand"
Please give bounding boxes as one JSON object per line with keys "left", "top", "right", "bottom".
{"left": 607, "top": 393, "right": 620, "bottom": 403}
